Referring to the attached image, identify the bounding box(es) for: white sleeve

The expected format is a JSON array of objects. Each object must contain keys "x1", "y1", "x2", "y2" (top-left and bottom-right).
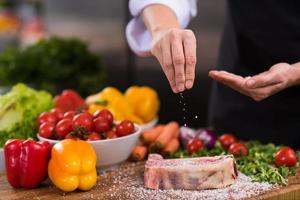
[{"x1": 126, "y1": 0, "x2": 197, "y2": 56}]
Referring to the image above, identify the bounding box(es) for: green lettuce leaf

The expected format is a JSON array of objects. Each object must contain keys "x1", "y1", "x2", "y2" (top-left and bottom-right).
[{"x1": 0, "y1": 83, "x2": 54, "y2": 147}]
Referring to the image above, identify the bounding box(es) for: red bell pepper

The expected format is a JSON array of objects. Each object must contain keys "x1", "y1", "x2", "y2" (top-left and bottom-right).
[{"x1": 4, "y1": 139, "x2": 51, "y2": 189}]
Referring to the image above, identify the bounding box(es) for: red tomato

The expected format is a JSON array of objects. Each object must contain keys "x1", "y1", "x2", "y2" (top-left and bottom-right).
[
  {"x1": 107, "y1": 129, "x2": 117, "y2": 139},
  {"x1": 72, "y1": 113, "x2": 94, "y2": 132},
  {"x1": 93, "y1": 109, "x2": 113, "y2": 125},
  {"x1": 93, "y1": 117, "x2": 111, "y2": 133},
  {"x1": 187, "y1": 138, "x2": 205, "y2": 154},
  {"x1": 37, "y1": 112, "x2": 58, "y2": 126},
  {"x1": 228, "y1": 143, "x2": 248, "y2": 156},
  {"x1": 50, "y1": 108, "x2": 64, "y2": 120},
  {"x1": 55, "y1": 119, "x2": 73, "y2": 139},
  {"x1": 65, "y1": 132, "x2": 80, "y2": 140},
  {"x1": 116, "y1": 120, "x2": 135, "y2": 137},
  {"x1": 275, "y1": 147, "x2": 297, "y2": 167},
  {"x1": 86, "y1": 132, "x2": 102, "y2": 141},
  {"x1": 61, "y1": 90, "x2": 85, "y2": 109},
  {"x1": 38, "y1": 122, "x2": 55, "y2": 139},
  {"x1": 219, "y1": 134, "x2": 237, "y2": 149},
  {"x1": 63, "y1": 110, "x2": 76, "y2": 120},
  {"x1": 83, "y1": 111, "x2": 93, "y2": 120},
  {"x1": 54, "y1": 95, "x2": 74, "y2": 113}
]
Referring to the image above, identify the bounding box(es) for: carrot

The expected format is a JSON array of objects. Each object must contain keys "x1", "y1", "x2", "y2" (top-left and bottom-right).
[
  {"x1": 151, "y1": 121, "x2": 179, "y2": 152},
  {"x1": 131, "y1": 145, "x2": 148, "y2": 161},
  {"x1": 162, "y1": 138, "x2": 180, "y2": 156},
  {"x1": 140, "y1": 125, "x2": 164, "y2": 144}
]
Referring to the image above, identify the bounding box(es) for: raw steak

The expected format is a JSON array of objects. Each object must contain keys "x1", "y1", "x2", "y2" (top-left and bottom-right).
[{"x1": 144, "y1": 154, "x2": 238, "y2": 190}]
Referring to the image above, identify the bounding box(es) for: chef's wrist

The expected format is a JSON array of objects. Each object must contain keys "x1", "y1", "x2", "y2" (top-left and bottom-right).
[
  {"x1": 142, "y1": 4, "x2": 180, "y2": 37},
  {"x1": 151, "y1": 26, "x2": 180, "y2": 38},
  {"x1": 290, "y1": 62, "x2": 300, "y2": 86}
]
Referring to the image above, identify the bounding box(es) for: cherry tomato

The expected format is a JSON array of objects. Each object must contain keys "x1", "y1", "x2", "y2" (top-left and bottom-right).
[
  {"x1": 72, "y1": 113, "x2": 94, "y2": 132},
  {"x1": 93, "y1": 117, "x2": 111, "y2": 133},
  {"x1": 116, "y1": 120, "x2": 135, "y2": 137},
  {"x1": 65, "y1": 132, "x2": 80, "y2": 140},
  {"x1": 37, "y1": 112, "x2": 58, "y2": 126},
  {"x1": 228, "y1": 143, "x2": 248, "y2": 156},
  {"x1": 219, "y1": 133, "x2": 237, "y2": 149},
  {"x1": 38, "y1": 122, "x2": 55, "y2": 139},
  {"x1": 86, "y1": 132, "x2": 102, "y2": 141},
  {"x1": 63, "y1": 110, "x2": 76, "y2": 120},
  {"x1": 50, "y1": 108, "x2": 64, "y2": 120},
  {"x1": 187, "y1": 138, "x2": 205, "y2": 154},
  {"x1": 106, "y1": 126, "x2": 117, "y2": 139},
  {"x1": 93, "y1": 109, "x2": 113, "y2": 125},
  {"x1": 275, "y1": 147, "x2": 297, "y2": 167},
  {"x1": 55, "y1": 119, "x2": 73, "y2": 139},
  {"x1": 83, "y1": 111, "x2": 93, "y2": 120}
]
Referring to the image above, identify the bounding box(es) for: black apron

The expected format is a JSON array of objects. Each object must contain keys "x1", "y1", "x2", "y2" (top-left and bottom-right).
[{"x1": 209, "y1": 0, "x2": 300, "y2": 148}]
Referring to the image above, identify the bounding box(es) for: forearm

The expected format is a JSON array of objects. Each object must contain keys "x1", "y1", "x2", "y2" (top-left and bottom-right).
[
  {"x1": 290, "y1": 62, "x2": 300, "y2": 86},
  {"x1": 140, "y1": 3, "x2": 197, "y2": 92},
  {"x1": 142, "y1": 4, "x2": 180, "y2": 36}
]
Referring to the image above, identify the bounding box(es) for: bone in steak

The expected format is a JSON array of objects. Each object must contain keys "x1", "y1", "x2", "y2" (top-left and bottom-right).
[{"x1": 144, "y1": 154, "x2": 238, "y2": 190}]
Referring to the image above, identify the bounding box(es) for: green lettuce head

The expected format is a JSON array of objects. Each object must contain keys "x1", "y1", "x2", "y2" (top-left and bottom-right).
[{"x1": 0, "y1": 83, "x2": 54, "y2": 147}]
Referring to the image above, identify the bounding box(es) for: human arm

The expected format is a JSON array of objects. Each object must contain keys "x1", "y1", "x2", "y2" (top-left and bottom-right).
[
  {"x1": 126, "y1": 0, "x2": 197, "y2": 93},
  {"x1": 209, "y1": 62, "x2": 300, "y2": 101},
  {"x1": 142, "y1": 4, "x2": 197, "y2": 93}
]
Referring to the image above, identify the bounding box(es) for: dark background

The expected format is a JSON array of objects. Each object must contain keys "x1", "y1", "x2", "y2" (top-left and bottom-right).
[{"x1": 45, "y1": 0, "x2": 227, "y2": 128}]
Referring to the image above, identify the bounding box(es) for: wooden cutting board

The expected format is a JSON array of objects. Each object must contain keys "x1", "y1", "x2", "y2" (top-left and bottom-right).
[{"x1": 0, "y1": 162, "x2": 299, "y2": 200}]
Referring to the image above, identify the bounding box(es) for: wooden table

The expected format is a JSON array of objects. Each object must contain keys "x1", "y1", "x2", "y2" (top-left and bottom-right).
[{"x1": 0, "y1": 162, "x2": 299, "y2": 200}]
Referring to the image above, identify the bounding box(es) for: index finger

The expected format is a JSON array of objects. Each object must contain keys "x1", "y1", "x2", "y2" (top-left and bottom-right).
[
  {"x1": 171, "y1": 35, "x2": 185, "y2": 92},
  {"x1": 183, "y1": 30, "x2": 197, "y2": 89}
]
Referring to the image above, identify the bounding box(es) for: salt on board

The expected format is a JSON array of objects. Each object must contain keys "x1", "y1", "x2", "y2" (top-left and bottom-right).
[{"x1": 95, "y1": 162, "x2": 276, "y2": 200}]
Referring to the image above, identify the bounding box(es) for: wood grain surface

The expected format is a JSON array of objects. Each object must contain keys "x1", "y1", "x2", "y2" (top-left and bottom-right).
[{"x1": 0, "y1": 162, "x2": 299, "y2": 200}]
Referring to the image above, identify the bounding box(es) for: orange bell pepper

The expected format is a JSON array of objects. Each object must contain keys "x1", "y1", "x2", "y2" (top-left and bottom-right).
[{"x1": 48, "y1": 139, "x2": 97, "y2": 192}]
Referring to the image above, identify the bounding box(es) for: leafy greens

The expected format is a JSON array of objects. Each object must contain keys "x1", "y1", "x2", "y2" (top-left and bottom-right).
[{"x1": 0, "y1": 83, "x2": 54, "y2": 147}]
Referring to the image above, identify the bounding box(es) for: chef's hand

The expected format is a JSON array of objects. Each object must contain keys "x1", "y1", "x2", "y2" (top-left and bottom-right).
[
  {"x1": 150, "y1": 28, "x2": 197, "y2": 93},
  {"x1": 142, "y1": 4, "x2": 197, "y2": 93},
  {"x1": 209, "y1": 63, "x2": 300, "y2": 101}
]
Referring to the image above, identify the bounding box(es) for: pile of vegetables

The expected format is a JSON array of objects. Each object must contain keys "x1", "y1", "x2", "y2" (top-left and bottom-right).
[
  {"x1": 173, "y1": 127, "x2": 300, "y2": 185},
  {"x1": 0, "y1": 37, "x2": 105, "y2": 96},
  {"x1": 131, "y1": 122, "x2": 180, "y2": 161},
  {"x1": 38, "y1": 107, "x2": 136, "y2": 141},
  {"x1": 86, "y1": 86, "x2": 160, "y2": 125},
  {"x1": 0, "y1": 83, "x2": 53, "y2": 147},
  {"x1": 38, "y1": 89, "x2": 136, "y2": 141},
  {"x1": 4, "y1": 138, "x2": 98, "y2": 192}
]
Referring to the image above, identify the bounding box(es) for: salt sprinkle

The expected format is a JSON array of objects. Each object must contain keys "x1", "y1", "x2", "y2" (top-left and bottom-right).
[
  {"x1": 122, "y1": 172, "x2": 275, "y2": 200},
  {"x1": 98, "y1": 162, "x2": 276, "y2": 200}
]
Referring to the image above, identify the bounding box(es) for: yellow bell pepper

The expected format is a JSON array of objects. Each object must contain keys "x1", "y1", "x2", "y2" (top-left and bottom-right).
[
  {"x1": 48, "y1": 139, "x2": 97, "y2": 192},
  {"x1": 88, "y1": 104, "x2": 106, "y2": 114},
  {"x1": 125, "y1": 86, "x2": 160, "y2": 123},
  {"x1": 98, "y1": 87, "x2": 123, "y2": 105}
]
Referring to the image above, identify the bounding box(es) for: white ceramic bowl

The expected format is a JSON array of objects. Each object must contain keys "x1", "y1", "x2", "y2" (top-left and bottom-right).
[
  {"x1": 140, "y1": 117, "x2": 158, "y2": 131},
  {"x1": 0, "y1": 148, "x2": 4, "y2": 173},
  {"x1": 38, "y1": 125, "x2": 142, "y2": 167}
]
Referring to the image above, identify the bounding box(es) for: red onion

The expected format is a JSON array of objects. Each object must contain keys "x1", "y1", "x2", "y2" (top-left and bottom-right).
[
  {"x1": 195, "y1": 128, "x2": 217, "y2": 149},
  {"x1": 179, "y1": 126, "x2": 196, "y2": 148}
]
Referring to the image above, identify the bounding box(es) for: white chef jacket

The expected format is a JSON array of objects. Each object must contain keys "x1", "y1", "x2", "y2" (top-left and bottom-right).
[{"x1": 126, "y1": 0, "x2": 197, "y2": 56}]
